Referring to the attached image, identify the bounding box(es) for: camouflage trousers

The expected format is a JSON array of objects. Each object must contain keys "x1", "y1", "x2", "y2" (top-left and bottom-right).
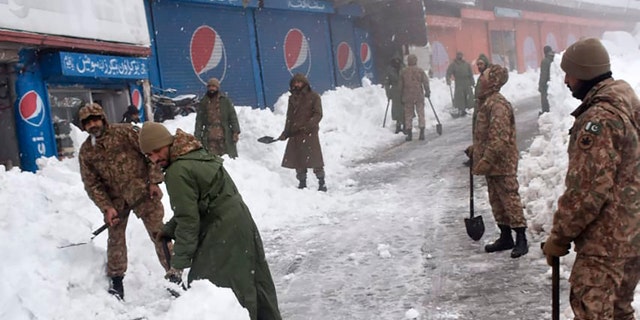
[
  {"x1": 485, "y1": 175, "x2": 526, "y2": 228},
  {"x1": 403, "y1": 101, "x2": 425, "y2": 131},
  {"x1": 106, "y1": 197, "x2": 171, "y2": 277},
  {"x1": 569, "y1": 255, "x2": 640, "y2": 320}
]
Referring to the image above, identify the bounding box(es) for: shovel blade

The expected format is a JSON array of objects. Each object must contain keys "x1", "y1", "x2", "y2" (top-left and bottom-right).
[
  {"x1": 257, "y1": 136, "x2": 276, "y2": 144},
  {"x1": 436, "y1": 124, "x2": 442, "y2": 136},
  {"x1": 464, "y1": 215, "x2": 484, "y2": 241}
]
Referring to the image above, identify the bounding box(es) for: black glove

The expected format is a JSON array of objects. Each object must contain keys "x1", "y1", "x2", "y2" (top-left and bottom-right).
[{"x1": 425, "y1": 90, "x2": 431, "y2": 98}]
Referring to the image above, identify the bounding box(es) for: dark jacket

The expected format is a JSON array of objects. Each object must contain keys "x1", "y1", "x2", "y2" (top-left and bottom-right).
[
  {"x1": 195, "y1": 93, "x2": 240, "y2": 158},
  {"x1": 384, "y1": 58, "x2": 404, "y2": 121},
  {"x1": 162, "y1": 130, "x2": 281, "y2": 320},
  {"x1": 538, "y1": 52, "x2": 554, "y2": 92},
  {"x1": 280, "y1": 74, "x2": 325, "y2": 169}
]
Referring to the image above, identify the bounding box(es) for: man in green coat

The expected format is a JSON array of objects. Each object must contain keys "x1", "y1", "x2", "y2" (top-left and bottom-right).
[
  {"x1": 195, "y1": 78, "x2": 240, "y2": 158},
  {"x1": 384, "y1": 56, "x2": 404, "y2": 134},
  {"x1": 139, "y1": 122, "x2": 282, "y2": 320},
  {"x1": 538, "y1": 45, "x2": 554, "y2": 114},
  {"x1": 446, "y1": 52, "x2": 475, "y2": 118}
]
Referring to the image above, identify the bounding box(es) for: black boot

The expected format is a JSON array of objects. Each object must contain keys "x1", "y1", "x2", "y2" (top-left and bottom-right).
[
  {"x1": 484, "y1": 224, "x2": 514, "y2": 253},
  {"x1": 297, "y1": 179, "x2": 306, "y2": 189},
  {"x1": 419, "y1": 128, "x2": 425, "y2": 140},
  {"x1": 511, "y1": 227, "x2": 529, "y2": 258},
  {"x1": 108, "y1": 276, "x2": 124, "y2": 300},
  {"x1": 318, "y1": 178, "x2": 327, "y2": 192},
  {"x1": 405, "y1": 130, "x2": 412, "y2": 141},
  {"x1": 395, "y1": 122, "x2": 402, "y2": 134}
]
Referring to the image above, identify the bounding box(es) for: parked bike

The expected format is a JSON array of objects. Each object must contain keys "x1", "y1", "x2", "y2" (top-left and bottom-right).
[{"x1": 152, "y1": 87, "x2": 198, "y2": 122}]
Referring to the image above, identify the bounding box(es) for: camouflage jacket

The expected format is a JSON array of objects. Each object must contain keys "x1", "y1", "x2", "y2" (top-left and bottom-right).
[
  {"x1": 471, "y1": 92, "x2": 519, "y2": 176},
  {"x1": 399, "y1": 65, "x2": 430, "y2": 104},
  {"x1": 549, "y1": 78, "x2": 640, "y2": 257},
  {"x1": 79, "y1": 123, "x2": 163, "y2": 213}
]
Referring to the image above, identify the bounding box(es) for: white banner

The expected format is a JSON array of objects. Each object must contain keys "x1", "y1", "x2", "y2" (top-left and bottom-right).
[{"x1": 0, "y1": 0, "x2": 150, "y2": 46}]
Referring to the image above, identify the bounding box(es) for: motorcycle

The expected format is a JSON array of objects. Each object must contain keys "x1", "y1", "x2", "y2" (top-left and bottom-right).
[{"x1": 152, "y1": 87, "x2": 199, "y2": 122}]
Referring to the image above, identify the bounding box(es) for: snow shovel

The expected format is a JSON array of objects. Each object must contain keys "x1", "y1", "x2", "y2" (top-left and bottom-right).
[
  {"x1": 58, "y1": 196, "x2": 146, "y2": 249},
  {"x1": 257, "y1": 136, "x2": 278, "y2": 144},
  {"x1": 465, "y1": 161, "x2": 484, "y2": 241},
  {"x1": 541, "y1": 242, "x2": 560, "y2": 320},
  {"x1": 427, "y1": 97, "x2": 442, "y2": 135}
]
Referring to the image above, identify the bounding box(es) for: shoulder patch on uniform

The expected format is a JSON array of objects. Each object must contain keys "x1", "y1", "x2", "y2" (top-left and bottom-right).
[
  {"x1": 584, "y1": 121, "x2": 601, "y2": 135},
  {"x1": 578, "y1": 132, "x2": 595, "y2": 150}
]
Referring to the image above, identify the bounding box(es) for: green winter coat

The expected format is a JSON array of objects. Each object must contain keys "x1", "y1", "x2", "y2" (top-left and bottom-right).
[
  {"x1": 195, "y1": 93, "x2": 240, "y2": 158},
  {"x1": 384, "y1": 63, "x2": 404, "y2": 122},
  {"x1": 162, "y1": 130, "x2": 281, "y2": 320},
  {"x1": 446, "y1": 59, "x2": 475, "y2": 110}
]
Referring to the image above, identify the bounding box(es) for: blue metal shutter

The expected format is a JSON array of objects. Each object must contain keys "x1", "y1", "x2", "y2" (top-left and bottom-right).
[
  {"x1": 354, "y1": 27, "x2": 377, "y2": 83},
  {"x1": 254, "y1": 9, "x2": 334, "y2": 108},
  {"x1": 329, "y1": 15, "x2": 360, "y2": 88},
  {"x1": 150, "y1": 1, "x2": 258, "y2": 107}
]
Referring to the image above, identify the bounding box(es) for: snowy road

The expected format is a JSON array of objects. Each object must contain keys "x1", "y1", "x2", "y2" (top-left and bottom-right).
[{"x1": 264, "y1": 97, "x2": 570, "y2": 320}]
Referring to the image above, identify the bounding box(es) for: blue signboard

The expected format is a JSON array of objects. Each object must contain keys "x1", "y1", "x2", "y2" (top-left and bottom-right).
[
  {"x1": 255, "y1": 8, "x2": 334, "y2": 108},
  {"x1": 52, "y1": 52, "x2": 148, "y2": 79},
  {"x1": 150, "y1": 1, "x2": 260, "y2": 107}
]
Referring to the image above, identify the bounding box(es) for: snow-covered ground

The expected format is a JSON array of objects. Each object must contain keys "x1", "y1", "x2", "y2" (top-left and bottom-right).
[{"x1": 2, "y1": 31, "x2": 640, "y2": 319}]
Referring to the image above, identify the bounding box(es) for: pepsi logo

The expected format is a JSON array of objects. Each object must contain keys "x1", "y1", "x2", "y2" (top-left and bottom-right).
[
  {"x1": 131, "y1": 89, "x2": 142, "y2": 110},
  {"x1": 19, "y1": 90, "x2": 45, "y2": 127},
  {"x1": 283, "y1": 28, "x2": 311, "y2": 76},
  {"x1": 190, "y1": 25, "x2": 227, "y2": 85},
  {"x1": 336, "y1": 42, "x2": 356, "y2": 80},
  {"x1": 360, "y1": 42, "x2": 372, "y2": 70}
]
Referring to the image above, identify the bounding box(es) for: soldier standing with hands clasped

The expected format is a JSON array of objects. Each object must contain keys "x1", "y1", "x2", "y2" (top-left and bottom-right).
[
  {"x1": 542, "y1": 38, "x2": 640, "y2": 320},
  {"x1": 195, "y1": 77, "x2": 241, "y2": 159}
]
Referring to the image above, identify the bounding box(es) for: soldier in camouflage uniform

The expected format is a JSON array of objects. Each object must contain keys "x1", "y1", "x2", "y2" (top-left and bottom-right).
[
  {"x1": 195, "y1": 78, "x2": 240, "y2": 159},
  {"x1": 78, "y1": 103, "x2": 169, "y2": 300},
  {"x1": 542, "y1": 38, "x2": 640, "y2": 320},
  {"x1": 139, "y1": 122, "x2": 282, "y2": 320},
  {"x1": 399, "y1": 54, "x2": 430, "y2": 141},
  {"x1": 467, "y1": 64, "x2": 528, "y2": 258}
]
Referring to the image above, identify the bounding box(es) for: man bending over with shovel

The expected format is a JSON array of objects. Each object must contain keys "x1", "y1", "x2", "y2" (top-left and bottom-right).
[{"x1": 466, "y1": 64, "x2": 528, "y2": 258}]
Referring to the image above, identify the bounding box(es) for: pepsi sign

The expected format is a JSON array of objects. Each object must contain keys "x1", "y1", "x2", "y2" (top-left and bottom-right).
[
  {"x1": 19, "y1": 90, "x2": 46, "y2": 127},
  {"x1": 283, "y1": 28, "x2": 311, "y2": 76},
  {"x1": 360, "y1": 42, "x2": 372, "y2": 71},
  {"x1": 190, "y1": 25, "x2": 227, "y2": 85},
  {"x1": 131, "y1": 88, "x2": 142, "y2": 110},
  {"x1": 336, "y1": 42, "x2": 356, "y2": 80}
]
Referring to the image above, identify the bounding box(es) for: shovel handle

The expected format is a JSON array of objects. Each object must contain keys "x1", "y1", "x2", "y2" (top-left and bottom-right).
[
  {"x1": 541, "y1": 242, "x2": 560, "y2": 320},
  {"x1": 469, "y1": 160, "x2": 474, "y2": 219}
]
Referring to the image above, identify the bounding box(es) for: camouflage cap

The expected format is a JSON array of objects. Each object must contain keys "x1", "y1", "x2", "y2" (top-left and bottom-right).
[
  {"x1": 485, "y1": 64, "x2": 509, "y2": 90},
  {"x1": 561, "y1": 38, "x2": 610, "y2": 80},
  {"x1": 139, "y1": 122, "x2": 174, "y2": 154},
  {"x1": 78, "y1": 102, "x2": 106, "y2": 131}
]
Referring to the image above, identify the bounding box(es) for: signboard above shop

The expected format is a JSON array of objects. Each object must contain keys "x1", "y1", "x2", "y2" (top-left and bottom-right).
[
  {"x1": 0, "y1": 0, "x2": 150, "y2": 46},
  {"x1": 41, "y1": 52, "x2": 148, "y2": 80}
]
